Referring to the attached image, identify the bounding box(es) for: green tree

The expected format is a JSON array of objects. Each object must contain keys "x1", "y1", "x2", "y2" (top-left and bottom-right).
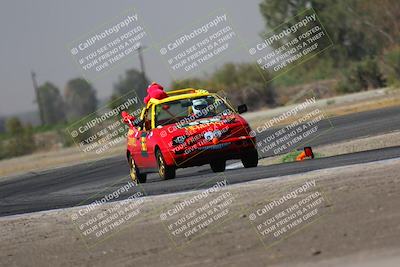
[
  {"x1": 112, "y1": 69, "x2": 149, "y2": 106},
  {"x1": 38, "y1": 82, "x2": 66, "y2": 125},
  {"x1": 211, "y1": 63, "x2": 276, "y2": 109},
  {"x1": 64, "y1": 78, "x2": 98, "y2": 121},
  {"x1": 259, "y1": 0, "x2": 399, "y2": 66}
]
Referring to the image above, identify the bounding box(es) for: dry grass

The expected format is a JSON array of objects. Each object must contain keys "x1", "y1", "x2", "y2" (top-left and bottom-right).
[{"x1": 324, "y1": 97, "x2": 400, "y2": 118}]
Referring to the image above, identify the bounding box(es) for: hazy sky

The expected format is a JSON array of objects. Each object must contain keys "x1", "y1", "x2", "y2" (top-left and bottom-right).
[{"x1": 0, "y1": 0, "x2": 264, "y2": 116}]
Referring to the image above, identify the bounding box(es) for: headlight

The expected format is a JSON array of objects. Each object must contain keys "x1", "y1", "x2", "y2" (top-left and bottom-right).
[
  {"x1": 213, "y1": 130, "x2": 222, "y2": 138},
  {"x1": 204, "y1": 131, "x2": 214, "y2": 141}
]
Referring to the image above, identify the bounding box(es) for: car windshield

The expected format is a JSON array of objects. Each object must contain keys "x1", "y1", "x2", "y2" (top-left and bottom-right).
[{"x1": 154, "y1": 95, "x2": 233, "y2": 127}]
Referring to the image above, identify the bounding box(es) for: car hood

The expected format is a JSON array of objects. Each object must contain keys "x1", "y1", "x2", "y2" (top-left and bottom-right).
[{"x1": 157, "y1": 114, "x2": 250, "y2": 143}]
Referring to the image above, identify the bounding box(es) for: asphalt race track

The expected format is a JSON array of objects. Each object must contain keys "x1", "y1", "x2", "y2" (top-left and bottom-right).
[{"x1": 1, "y1": 106, "x2": 400, "y2": 217}]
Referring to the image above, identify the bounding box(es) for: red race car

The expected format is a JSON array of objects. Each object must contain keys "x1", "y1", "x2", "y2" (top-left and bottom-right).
[{"x1": 122, "y1": 88, "x2": 258, "y2": 183}]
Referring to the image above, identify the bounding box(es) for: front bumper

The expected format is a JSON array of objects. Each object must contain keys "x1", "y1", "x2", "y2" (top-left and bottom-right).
[{"x1": 163, "y1": 135, "x2": 256, "y2": 167}]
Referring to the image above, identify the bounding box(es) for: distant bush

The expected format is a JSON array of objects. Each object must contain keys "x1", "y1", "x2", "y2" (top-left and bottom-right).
[
  {"x1": 170, "y1": 78, "x2": 208, "y2": 90},
  {"x1": 336, "y1": 57, "x2": 386, "y2": 93},
  {"x1": 281, "y1": 151, "x2": 302, "y2": 163},
  {"x1": 57, "y1": 129, "x2": 75, "y2": 148},
  {"x1": 382, "y1": 46, "x2": 400, "y2": 86},
  {"x1": 281, "y1": 151, "x2": 324, "y2": 163},
  {"x1": 3, "y1": 118, "x2": 36, "y2": 158},
  {"x1": 273, "y1": 57, "x2": 337, "y2": 88},
  {"x1": 326, "y1": 99, "x2": 336, "y2": 105},
  {"x1": 0, "y1": 142, "x2": 5, "y2": 160},
  {"x1": 170, "y1": 63, "x2": 276, "y2": 110}
]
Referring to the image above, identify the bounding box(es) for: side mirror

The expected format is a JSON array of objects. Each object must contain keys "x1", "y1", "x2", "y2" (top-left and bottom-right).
[
  {"x1": 121, "y1": 111, "x2": 129, "y2": 118},
  {"x1": 122, "y1": 111, "x2": 141, "y2": 127},
  {"x1": 121, "y1": 111, "x2": 133, "y2": 124},
  {"x1": 237, "y1": 104, "x2": 248, "y2": 114}
]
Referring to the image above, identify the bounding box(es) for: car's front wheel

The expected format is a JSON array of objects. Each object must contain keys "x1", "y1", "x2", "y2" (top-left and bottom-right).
[
  {"x1": 156, "y1": 149, "x2": 176, "y2": 180},
  {"x1": 128, "y1": 155, "x2": 147, "y2": 183},
  {"x1": 241, "y1": 149, "x2": 259, "y2": 168},
  {"x1": 210, "y1": 160, "x2": 226, "y2": 172}
]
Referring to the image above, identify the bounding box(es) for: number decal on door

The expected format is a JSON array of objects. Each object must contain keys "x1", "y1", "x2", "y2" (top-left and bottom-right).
[{"x1": 140, "y1": 131, "x2": 148, "y2": 157}]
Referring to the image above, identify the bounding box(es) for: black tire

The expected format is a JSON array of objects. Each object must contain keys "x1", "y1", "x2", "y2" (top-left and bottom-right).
[
  {"x1": 241, "y1": 149, "x2": 259, "y2": 168},
  {"x1": 156, "y1": 149, "x2": 176, "y2": 180},
  {"x1": 210, "y1": 160, "x2": 226, "y2": 172},
  {"x1": 128, "y1": 155, "x2": 147, "y2": 183}
]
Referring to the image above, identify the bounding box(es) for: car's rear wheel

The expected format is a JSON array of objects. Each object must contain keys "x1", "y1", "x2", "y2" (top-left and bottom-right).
[
  {"x1": 128, "y1": 155, "x2": 147, "y2": 183},
  {"x1": 210, "y1": 160, "x2": 226, "y2": 172},
  {"x1": 156, "y1": 149, "x2": 176, "y2": 180},
  {"x1": 241, "y1": 149, "x2": 259, "y2": 168}
]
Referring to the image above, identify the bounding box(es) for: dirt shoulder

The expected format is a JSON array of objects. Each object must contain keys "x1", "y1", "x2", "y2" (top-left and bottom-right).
[
  {"x1": 258, "y1": 130, "x2": 400, "y2": 166},
  {"x1": 244, "y1": 87, "x2": 400, "y2": 129},
  {"x1": 0, "y1": 143, "x2": 125, "y2": 179},
  {"x1": 1, "y1": 158, "x2": 399, "y2": 267}
]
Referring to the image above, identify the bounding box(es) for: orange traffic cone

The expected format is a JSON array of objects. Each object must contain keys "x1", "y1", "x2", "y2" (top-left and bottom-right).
[
  {"x1": 296, "y1": 147, "x2": 314, "y2": 161},
  {"x1": 296, "y1": 151, "x2": 307, "y2": 161}
]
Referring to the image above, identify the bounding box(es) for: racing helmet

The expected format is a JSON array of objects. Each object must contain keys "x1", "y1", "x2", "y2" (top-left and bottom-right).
[{"x1": 192, "y1": 98, "x2": 208, "y2": 116}]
